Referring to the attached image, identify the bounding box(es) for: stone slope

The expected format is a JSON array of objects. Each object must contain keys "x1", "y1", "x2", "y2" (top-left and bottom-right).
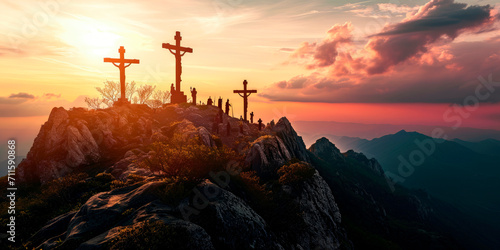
[{"x1": 23, "y1": 104, "x2": 351, "y2": 249}]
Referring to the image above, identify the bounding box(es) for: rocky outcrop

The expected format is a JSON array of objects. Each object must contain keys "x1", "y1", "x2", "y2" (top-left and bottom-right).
[
  {"x1": 32, "y1": 182, "x2": 216, "y2": 249},
  {"x1": 189, "y1": 180, "x2": 284, "y2": 250},
  {"x1": 17, "y1": 105, "x2": 232, "y2": 183},
  {"x1": 18, "y1": 108, "x2": 101, "y2": 183},
  {"x1": 245, "y1": 117, "x2": 311, "y2": 178},
  {"x1": 285, "y1": 172, "x2": 348, "y2": 249},
  {"x1": 22, "y1": 105, "x2": 353, "y2": 249},
  {"x1": 309, "y1": 137, "x2": 345, "y2": 164},
  {"x1": 309, "y1": 137, "x2": 384, "y2": 177},
  {"x1": 272, "y1": 117, "x2": 310, "y2": 163},
  {"x1": 344, "y1": 150, "x2": 384, "y2": 176},
  {"x1": 245, "y1": 135, "x2": 291, "y2": 178}
]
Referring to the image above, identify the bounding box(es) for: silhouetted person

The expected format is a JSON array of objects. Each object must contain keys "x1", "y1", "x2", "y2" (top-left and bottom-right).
[
  {"x1": 225, "y1": 99, "x2": 230, "y2": 115},
  {"x1": 239, "y1": 115, "x2": 243, "y2": 121},
  {"x1": 227, "y1": 122, "x2": 231, "y2": 136},
  {"x1": 250, "y1": 112, "x2": 254, "y2": 123},
  {"x1": 258, "y1": 118, "x2": 263, "y2": 131},
  {"x1": 171, "y1": 83, "x2": 175, "y2": 95},
  {"x1": 207, "y1": 97, "x2": 213, "y2": 106},
  {"x1": 191, "y1": 87, "x2": 197, "y2": 105},
  {"x1": 218, "y1": 97, "x2": 223, "y2": 110}
]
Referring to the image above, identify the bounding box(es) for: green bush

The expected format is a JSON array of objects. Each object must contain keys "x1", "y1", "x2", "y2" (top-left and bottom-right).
[
  {"x1": 108, "y1": 220, "x2": 192, "y2": 250},
  {"x1": 278, "y1": 162, "x2": 316, "y2": 186},
  {"x1": 231, "y1": 171, "x2": 270, "y2": 205},
  {"x1": 139, "y1": 137, "x2": 237, "y2": 181}
]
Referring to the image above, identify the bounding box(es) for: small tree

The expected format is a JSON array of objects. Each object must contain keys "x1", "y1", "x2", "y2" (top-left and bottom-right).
[
  {"x1": 84, "y1": 97, "x2": 105, "y2": 109},
  {"x1": 95, "y1": 80, "x2": 137, "y2": 107},
  {"x1": 148, "y1": 89, "x2": 171, "y2": 108},
  {"x1": 136, "y1": 85, "x2": 156, "y2": 104},
  {"x1": 86, "y1": 81, "x2": 169, "y2": 109}
]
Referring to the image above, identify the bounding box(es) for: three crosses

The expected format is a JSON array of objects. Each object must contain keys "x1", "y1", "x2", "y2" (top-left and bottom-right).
[{"x1": 104, "y1": 31, "x2": 257, "y2": 122}]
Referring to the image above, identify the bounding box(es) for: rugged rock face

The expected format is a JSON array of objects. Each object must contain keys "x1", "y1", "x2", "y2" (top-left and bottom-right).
[
  {"x1": 18, "y1": 108, "x2": 101, "y2": 183},
  {"x1": 18, "y1": 105, "x2": 232, "y2": 183},
  {"x1": 245, "y1": 117, "x2": 311, "y2": 178},
  {"x1": 309, "y1": 137, "x2": 345, "y2": 164},
  {"x1": 245, "y1": 136, "x2": 291, "y2": 178},
  {"x1": 287, "y1": 172, "x2": 346, "y2": 249},
  {"x1": 31, "y1": 175, "x2": 348, "y2": 249},
  {"x1": 20, "y1": 105, "x2": 351, "y2": 249},
  {"x1": 32, "y1": 182, "x2": 215, "y2": 250},
  {"x1": 343, "y1": 150, "x2": 385, "y2": 177},
  {"x1": 189, "y1": 180, "x2": 284, "y2": 250},
  {"x1": 271, "y1": 118, "x2": 310, "y2": 163}
]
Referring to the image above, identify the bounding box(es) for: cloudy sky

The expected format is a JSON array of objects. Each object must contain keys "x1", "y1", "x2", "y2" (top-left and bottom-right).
[{"x1": 1, "y1": 0, "x2": 500, "y2": 153}]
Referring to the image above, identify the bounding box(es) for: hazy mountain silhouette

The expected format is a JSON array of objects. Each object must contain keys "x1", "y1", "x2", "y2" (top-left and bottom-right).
[
  {"x1": 325, "y1": 130, "x2": 500, "y2": 247},
  {"x1": 309, "y1": 137, "x2": 499, "y2": 249},
  {"x1": 452, "y1": 138, "x2": 500, "y2": 157},
  {"x1": 294, "y1": 120, "x2": 500, "y2": 146}
]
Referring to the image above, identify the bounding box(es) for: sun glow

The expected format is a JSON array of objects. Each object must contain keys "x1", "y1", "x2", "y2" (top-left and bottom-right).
[{"x1": 58, "y1": 18, "x2": 121, "y2": 58}]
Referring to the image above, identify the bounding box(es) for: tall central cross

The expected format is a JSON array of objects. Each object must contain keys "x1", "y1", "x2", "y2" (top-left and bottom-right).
[
  {"x1": 162, "y1": 31, "x2": 193, "y2": 103},
  {"x1": 104, "y1": 46, "x2": 140, "y2": 104},
  {"x1": 233, "y1": 80, "x2": 257, "y2": 122}
]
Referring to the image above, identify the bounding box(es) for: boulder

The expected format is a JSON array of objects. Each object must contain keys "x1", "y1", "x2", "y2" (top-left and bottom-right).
[
  {"x1": 272, "y1": 117, "x2": 310, "y2": 162},
  {"x1": 246, "y1": 135, "x2": 291, "y2": 178},
  {"x1": 188, "y1": 180, "x2": 284, "y2": 250},
  {"x1": 290, "y1": 172, "x2": 347, "y2": 249}
]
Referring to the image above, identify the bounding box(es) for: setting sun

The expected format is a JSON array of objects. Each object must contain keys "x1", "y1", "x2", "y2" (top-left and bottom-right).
[{"x1": 58, "y1": 18, "x2": 121, "y2": 58}]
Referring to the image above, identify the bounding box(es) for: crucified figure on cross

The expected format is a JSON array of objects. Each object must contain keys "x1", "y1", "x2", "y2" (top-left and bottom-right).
[
  {"x1": 162, "y1": 31, "x2": 193, "y2": 104},
  {"x1": 104, "y1": 46, "x2": 140, "y2": 105},
  {"x1": 233, "y1": 80, "x2": 257, "y2": 122}
]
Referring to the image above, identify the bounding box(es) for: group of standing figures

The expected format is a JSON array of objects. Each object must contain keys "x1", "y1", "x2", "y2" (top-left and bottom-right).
[{"x1": 103, "y1": 31, "x2": 264, "y2": 132}]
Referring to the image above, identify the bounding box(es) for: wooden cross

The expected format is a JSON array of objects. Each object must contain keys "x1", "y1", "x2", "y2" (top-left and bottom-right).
[
  {"x1": 162, "y1": 31, "x2": 193, "y2": 103},
  {"x1": 104, "y1": 46, "x2": 140, "y2": 103},
  {"x1": 233, "y1": 80, "x2": 257, "y2": 122}
]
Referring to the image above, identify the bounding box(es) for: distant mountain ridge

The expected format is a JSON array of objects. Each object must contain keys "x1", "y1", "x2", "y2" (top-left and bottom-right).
[
  {"x1": 308, "y1": 137, "x2": 498, "y2": 249},
  {"x1": 324, "y1": 130, "x2": 500, "y2": 248},
  {"x1": 294, "y1": 120, "x2": 500, "y2": 146}
]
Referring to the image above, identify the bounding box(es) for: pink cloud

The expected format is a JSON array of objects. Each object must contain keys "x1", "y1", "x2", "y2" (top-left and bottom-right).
[
  {"x1": 265, "y1": 0, "x2": 500, "y2": 104},
  {"x1": 365, "y1": 0, "x2": 495, "y2": 74},
  {"x1": 290, "y1": 23, "x2": 353, "y2": 69}
]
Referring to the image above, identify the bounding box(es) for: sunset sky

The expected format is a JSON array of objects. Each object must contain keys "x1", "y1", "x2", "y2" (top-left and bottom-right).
[{"x1": 1, "y1": 0, "x2": 500, "y2": 156}]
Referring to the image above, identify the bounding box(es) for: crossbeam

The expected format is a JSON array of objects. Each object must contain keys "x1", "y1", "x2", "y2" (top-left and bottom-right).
[
  {"x1": 103, "y1": 46, "x2": 140, "y2": 103},
  {"x1": 233, "y1": 80, "x2": 257, "y2": 122}
]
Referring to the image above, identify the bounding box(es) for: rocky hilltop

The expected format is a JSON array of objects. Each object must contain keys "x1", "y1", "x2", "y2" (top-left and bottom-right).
[
  {"x1": 7, "y1": 104, "x2": 477, "y2": 249},
  {"x1": 16, "y1": 104, "x2": 350, "y2": 249}
]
